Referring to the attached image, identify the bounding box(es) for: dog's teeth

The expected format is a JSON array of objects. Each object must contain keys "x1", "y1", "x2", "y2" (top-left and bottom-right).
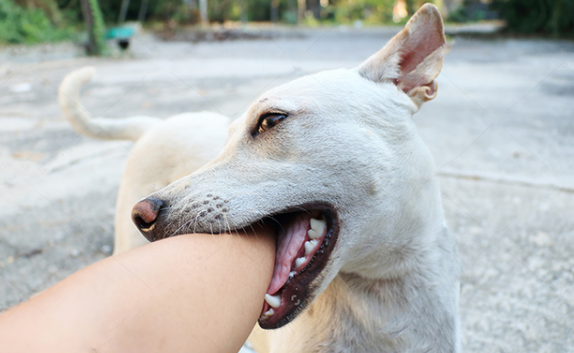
[
  {"x1": 310, "y1": 217, "x2": 326, "y2": 233},
  {"x1": 309, "y1": 217, "x2": 326, "y2": 239},
  {"x1": 265, "y1": 294, "x2": 281, "y2": 309},
  {"x1": 289, "y1": 271, "x2": 297, "y2": 279},
  {"x1": 304, "y1": 240, "x2": 318, "y2": 255},
  {"x1": 263, "y1": 308, "x2": 275, "y2": 317},
  {"x1": 295, "y1": 257, "x2": 306, "y2": 268},
  {"x1": 308, "y1": 229, "x2": 318, "y2": 239}
]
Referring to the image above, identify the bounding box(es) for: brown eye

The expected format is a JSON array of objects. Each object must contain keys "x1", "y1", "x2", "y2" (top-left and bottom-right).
[{"x1": 256, "y1": 114, "x2": 287, "y2": 135}]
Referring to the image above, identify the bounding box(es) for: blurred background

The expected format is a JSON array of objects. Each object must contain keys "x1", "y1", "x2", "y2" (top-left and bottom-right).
[
  {"x1": 1, "y1": 1, "x2": 573, "y2": 352},
  {"x1": 0, "y1": 0, "x2": 572, "y2": 52}
]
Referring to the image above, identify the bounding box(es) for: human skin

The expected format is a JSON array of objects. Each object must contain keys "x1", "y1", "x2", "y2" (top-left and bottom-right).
[{"x1": 0, "y1": 227, "x2": 275, "y2": 353}]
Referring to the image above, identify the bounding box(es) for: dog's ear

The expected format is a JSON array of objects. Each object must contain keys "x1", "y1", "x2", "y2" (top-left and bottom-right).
[{"x1": 358, "y1": 4, "x2": 446, "y2": 109}]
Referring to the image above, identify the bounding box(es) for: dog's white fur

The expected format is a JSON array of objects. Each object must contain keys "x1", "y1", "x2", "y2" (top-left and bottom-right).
[
  {"x1": 59, "y1": 5, "x2": 460, "y2": 352},
  {"x1": 58, "y1": 68, "x2": 230, "y2": 254}
]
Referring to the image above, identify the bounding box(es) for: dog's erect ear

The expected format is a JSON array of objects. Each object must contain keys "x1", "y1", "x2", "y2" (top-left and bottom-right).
[{"x1": 358, "y1": 4, "x2": 446, "y2": 108}]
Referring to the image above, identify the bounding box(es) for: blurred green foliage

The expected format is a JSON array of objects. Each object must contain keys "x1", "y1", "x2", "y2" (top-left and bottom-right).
[
  {"x1": 0, "y1": 0, "x2": 72, "y2": 44},
  {"x1": 492, "y1": 0, "x2": 574, "y2": 37},
  {"x1": 51, "y1": 0, "x2": 420, "y2": 26},
  {"x1": 0, "y1": 0, "x2": 456, "y2": 46},
  {"x1": 327, "y1": 0, "x2": 396, "y2": 25}
]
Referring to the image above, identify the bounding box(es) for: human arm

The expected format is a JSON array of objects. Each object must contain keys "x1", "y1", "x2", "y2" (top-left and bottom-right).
[{"x1": 0, "y1": 228, "x2": 274, "y2": 353}]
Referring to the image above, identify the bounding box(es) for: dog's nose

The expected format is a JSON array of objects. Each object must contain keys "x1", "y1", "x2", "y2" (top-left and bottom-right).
[{"x1": 131, "y1": 197, "x2": 164, "y2": 242}]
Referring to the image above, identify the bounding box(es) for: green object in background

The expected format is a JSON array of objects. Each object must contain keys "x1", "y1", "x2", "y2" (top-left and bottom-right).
[
  {"x1": 81, "y1": 0, "x2": 107, "y2": 56},
  {"x1": 105, "y1": 27, "x2": 135, "y2": 40},
  {"x1": 106, "y1": 26, "x2": 134, "y2": 50}
]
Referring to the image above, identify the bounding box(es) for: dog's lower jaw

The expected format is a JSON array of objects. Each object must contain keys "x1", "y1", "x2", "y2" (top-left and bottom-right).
[{"x1": 258, "y1": 226, "x2": 461, "y2": 353}]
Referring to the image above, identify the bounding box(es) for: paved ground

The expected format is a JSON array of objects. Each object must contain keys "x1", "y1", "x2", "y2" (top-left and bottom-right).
[{"x1": 0, "y1": 27, "x2": 573, "y2": 352}]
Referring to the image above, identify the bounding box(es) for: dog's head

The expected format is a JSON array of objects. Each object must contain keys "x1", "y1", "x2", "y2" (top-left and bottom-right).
[{"x1": 132, "y1": 4, "x2": 446, "y2": 329}]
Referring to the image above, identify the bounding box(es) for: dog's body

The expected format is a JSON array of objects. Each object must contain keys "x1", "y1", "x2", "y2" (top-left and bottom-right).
[
  {"x1": 60, "y1": 5, "x2": 460, "y2": 352},
  {"x1": 59, "y1": 68, "x2": 230, "y2": 254}
]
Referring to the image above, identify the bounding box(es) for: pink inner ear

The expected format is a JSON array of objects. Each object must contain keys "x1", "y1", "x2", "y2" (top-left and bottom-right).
[
  {"x1": 397, "y1": 27, "x2": 444, "y2": 93},
  {"x1": 400, "y1": 33, "x2": 442, "y2": 74}
]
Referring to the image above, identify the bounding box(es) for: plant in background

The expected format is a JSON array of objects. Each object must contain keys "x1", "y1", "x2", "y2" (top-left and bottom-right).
[
  {"x1": 331, "y1": 0, "x2": 396, "y2": 25},
  {"x1": 492, "y1": 0, "x2": 574, "y2": 37},
  {"x1": 0, "y1": 0, "x2": 71, "y2": 44}
]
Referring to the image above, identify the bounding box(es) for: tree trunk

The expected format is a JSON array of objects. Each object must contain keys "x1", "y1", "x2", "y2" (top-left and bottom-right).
[
  {"x1": 80, "y1": 0, "x2": 106, "y2": 56},
  {"x1": 297, "y1": 0, "x2": 306, "y2": 22},
  {"x1": 138, "y1": 0, "x2": 149, "y2": 23},
  {"x1": 271, "y1": 0, "x2": 279, "y2": 22},
  {"x1": 80, "y1": 0, "x2": 94, "y2": 54},
  {"x1": 118, "y1": 0, "x2": 130, "y2": 24},
  {"x1": 199, "y1": 0, "x2": 209, "y2": 27},
  {"x1": 240, "y1": 0, "x2": 247, "y2": 24},
  {"x1": 308, "y1": 0, "x2": 320, "y2": 19}
]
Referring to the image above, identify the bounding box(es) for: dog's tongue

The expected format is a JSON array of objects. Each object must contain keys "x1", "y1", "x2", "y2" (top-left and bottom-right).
[{"x1": 267, "y1": 213, "x2": 311, "y2": 294}]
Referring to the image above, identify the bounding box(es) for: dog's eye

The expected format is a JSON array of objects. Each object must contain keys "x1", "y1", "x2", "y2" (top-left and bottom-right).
[{"x1": 256, "y1": 113, "x2": 287, "y2": 135}]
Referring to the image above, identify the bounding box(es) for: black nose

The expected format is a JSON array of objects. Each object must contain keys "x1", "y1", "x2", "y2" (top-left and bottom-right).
[{"x1": 131, "y1": 197, "x2": 164, "y2": 242}]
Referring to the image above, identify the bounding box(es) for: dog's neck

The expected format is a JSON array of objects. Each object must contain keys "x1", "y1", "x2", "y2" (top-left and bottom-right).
[
  {"x1": 351, "y1": 225, "x2": 459, "y2": 347},
  {"x1": 324, "y1": 227, "x2": 460, "y2": 352},
  {"x1": 292, "y1": 225, "x2": 460, "y2": 353}
]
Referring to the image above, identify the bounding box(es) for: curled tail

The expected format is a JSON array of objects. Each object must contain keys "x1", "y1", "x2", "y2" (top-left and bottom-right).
[{"x1": 58, "y1": 66, "x2": 161, "y2": 141}]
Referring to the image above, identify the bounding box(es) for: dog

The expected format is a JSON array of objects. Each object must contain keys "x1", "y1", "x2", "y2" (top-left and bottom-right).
[
  {"x1": 58, "y1": 68, "x2": 230, "y2": 254},
  {"x1": 61, "y1": 4, "x2": 460, "y2": 352}
]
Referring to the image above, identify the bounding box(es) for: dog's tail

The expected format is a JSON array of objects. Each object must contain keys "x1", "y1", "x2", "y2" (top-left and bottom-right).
[{"x1": 58, "y1": 66, "x2": 161, "y2": 141}]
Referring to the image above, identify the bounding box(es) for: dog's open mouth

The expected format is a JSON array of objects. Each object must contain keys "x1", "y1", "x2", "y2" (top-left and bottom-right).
[
  {"x1": 134, "y1": 197, "x2": 339, "y2": 329},
  {"x1": 255, "y1": 203, "x2": 339, "y2": 329}
]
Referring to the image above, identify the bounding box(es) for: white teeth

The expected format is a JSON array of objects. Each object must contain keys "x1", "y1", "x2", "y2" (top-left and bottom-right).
[
  {"x1": 308, "y1": 229, "x2": 318, "y2": 239},
  {"x1": 289, "y1": 271, "x2": 297, "y2": 279},
  {"x1": 304, "y1": 240, "x2": 318, "y2": 255},
  {"x1": 295, "y1": 257, "x2": 306, "y2": 268},
  {"x1": 263, "y1": 308, "x2": 274, "y2": 317},
  {"x1": 308, "y1": 217, "x2": 326, "y2": 239},
  {"x1": 265, "y1": 294, "x2": 281, "y2": 309}
]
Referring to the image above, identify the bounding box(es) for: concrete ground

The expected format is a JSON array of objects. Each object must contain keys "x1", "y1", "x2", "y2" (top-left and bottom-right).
[{"x1": 0, "y1": 27, "x2": 573, "y2": 352}]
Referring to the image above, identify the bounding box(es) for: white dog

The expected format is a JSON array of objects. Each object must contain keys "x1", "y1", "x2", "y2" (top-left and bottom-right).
[
  {"x1": 61, "y1": 4, "x2": 460, "y2": 352},
  {"x1": 59, "y1": 68, "x2": 230, "y2": 254}
]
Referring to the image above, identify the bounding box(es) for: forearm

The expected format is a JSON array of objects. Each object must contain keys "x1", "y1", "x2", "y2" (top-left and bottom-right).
[{"x1": 0, "y1": 229, "x2": 275, "y2": 353}]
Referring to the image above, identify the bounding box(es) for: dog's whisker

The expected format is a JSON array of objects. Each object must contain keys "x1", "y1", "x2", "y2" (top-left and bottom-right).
[
  {"x1": 262, "y1": 215, "x2": 285, "y2": 233},
  {"x1": 216, "y1": 219, "x2": 223, "y2": 235},
  {"x1": 192, "y1": 218, "x2": 199, "y2": 234},
  {"x1": 225, "y1": 219, "x2": 232, "y2": 234},
  {"x1": 167, "y1": 222, "x2": 186, "y2": 239},
  {"x1": 167, "y1": 218, "x2": 194, "y2": 238},
  {"x1": 192, "y1": 210, "x2": 206, "y2": 234}
]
